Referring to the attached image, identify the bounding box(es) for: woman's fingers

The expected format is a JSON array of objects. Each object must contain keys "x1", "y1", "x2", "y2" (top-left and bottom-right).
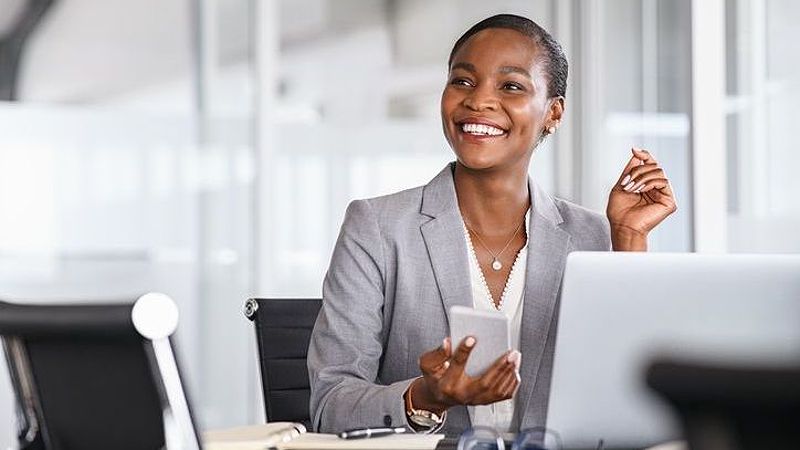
[
  {"x1": 620, "y1": 148, "x2": 675, "y2": 198},
  {"x1": 467, "y1": 350, "x2": 521, "y2": 404},
  {"x1": 489, "y1": 359, "x2": 518, "y2": 399},
  {"x1": 625, "y1": 167, "x2": 665, "y2": 193},
  {"x1": 448, "y1": 336, "x2": 476, "y2": 371},
  {"x1": 636, "y1": 178, "x2": 670, "y2": 194},
  {"x1": 623, "y1": 165, "x2": 663, "y2": 187},
  {"x1": 497, "y1": 367, "x2": 521, "y2": 399},
  {"x1": 618, "y1": 148, "x2": 670, "y2": 192},
  {"x1": 617, "y1": 155, "x2": 642, "y2": 187},
  {"x1": 433, "y1": 337, "x2": 452, "y2": 374},
  {"x1": 617, "y1": 147, "x2": 658, "y2": 181},
  {"x1": 631, "y1": 147, "x2": 658, "y2": 164},
  {"x1": 475, "y1": 351, "x2": 513, "y2": 387},
  {"x1": 482, "y1": 350, "x2": 520, "y2": 379},
  {"x1": 435, "y1": 336, "x2": 476, "y2": 402},
  {"x1": 433, "y1": 343, "x2": 524, "y2": 405},
  {"x1": 471, "y1": 362, "x2": 517, "y2": 404},
  {"x1": 419, "y1": 338, "x2": 452, "y2": 377}
]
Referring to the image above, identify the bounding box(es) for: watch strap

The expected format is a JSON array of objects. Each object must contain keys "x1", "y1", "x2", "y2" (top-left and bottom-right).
[{"x1": 404, "y1": 378, "x2": 445, "y2": 432}]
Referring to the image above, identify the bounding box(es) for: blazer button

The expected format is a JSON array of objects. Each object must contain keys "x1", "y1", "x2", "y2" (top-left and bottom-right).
[{"x1": 383, "y1": 414, "x2": 392, "y2": 426}]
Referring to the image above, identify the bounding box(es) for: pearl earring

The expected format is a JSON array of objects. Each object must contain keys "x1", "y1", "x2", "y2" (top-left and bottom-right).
[{"x1": 547, "y1": 126, "x2": 556, "y2": 134}]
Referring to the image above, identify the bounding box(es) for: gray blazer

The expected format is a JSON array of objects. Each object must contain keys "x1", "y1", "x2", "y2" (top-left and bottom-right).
[{"x1": 308, "y1": 163, "x2": 611, "y2": 435}]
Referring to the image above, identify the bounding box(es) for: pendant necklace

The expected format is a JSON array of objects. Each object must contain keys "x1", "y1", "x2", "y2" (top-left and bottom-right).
[{"x1": 464, "y1": 219, "x2": 524, "y2": 271}]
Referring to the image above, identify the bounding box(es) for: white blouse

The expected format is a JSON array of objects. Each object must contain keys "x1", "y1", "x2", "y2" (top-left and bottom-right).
[{"x1": 461, "y1": 209, "x2": 530, "y2": 432}]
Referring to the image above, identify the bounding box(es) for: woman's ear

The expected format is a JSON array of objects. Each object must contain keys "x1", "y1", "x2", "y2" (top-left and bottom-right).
[{"x1": 546, "y1": 96, "x2": 565, "y2": 129}]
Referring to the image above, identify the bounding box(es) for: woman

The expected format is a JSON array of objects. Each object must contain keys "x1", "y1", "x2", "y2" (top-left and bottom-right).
[{"x1": 307, "y1": 14, "x2": 676, "y2": 436}]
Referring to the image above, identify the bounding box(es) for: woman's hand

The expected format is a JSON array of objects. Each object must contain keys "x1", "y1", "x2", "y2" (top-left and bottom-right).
[
  {"x1": 408, "y1": 337, "x2": 521, "y2": 414},
  {"x1": 606, "y1": 148, "x2": 678, "y2": 251}
]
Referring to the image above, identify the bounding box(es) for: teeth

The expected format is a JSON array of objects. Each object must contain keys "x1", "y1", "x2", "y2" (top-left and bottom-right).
[{"x1": 461, "y1": 123, "x2": 504, "y2": 136}]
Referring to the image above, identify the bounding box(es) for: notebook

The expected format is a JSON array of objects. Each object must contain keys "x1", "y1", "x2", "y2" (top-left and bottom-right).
[{"x1": 203, "y1": 422, "x2": 445, "y2": 450}]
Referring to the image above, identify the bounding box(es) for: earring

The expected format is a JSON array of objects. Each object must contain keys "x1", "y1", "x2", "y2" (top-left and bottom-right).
[{"x1": 547, "y1": 126, "x2": 556, "y2": 134}]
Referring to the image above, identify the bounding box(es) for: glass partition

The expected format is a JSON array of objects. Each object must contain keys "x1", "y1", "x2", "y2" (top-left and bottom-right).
[{"x1": 725, "y1": 0, "x2": 800, "y2": 252}]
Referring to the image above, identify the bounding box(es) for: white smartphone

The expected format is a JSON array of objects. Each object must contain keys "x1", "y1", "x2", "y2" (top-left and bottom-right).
[{"x1": 449, "y1": 305, "x2": 511, "y2": 377}]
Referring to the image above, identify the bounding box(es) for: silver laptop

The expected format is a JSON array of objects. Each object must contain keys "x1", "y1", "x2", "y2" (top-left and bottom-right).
[{"x1": 546, "y1": 252, "x2": 800, "y2": 449}]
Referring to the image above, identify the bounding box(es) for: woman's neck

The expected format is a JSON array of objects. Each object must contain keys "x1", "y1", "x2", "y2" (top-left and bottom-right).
[{"x1": 454, "y1": 162, "x2": 531, "y2": 236}]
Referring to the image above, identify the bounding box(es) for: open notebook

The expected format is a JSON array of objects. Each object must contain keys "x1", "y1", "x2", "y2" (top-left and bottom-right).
[{"x1": 203, "y1": 422, "x2": 445, "y2": 450}]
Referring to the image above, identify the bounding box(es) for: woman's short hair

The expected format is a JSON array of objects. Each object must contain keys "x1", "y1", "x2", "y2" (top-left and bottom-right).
[{"x1": 448, "y1": 14, "x2": 568, "y2": 99}]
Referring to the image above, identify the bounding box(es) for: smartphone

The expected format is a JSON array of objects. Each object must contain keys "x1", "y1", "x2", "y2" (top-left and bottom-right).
[{"x1": 449, "y1": 305, "x2": 511, "y2": 377}]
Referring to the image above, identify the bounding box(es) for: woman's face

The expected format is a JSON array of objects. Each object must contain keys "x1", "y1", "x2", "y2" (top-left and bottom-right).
[{"x1": 441, "y1": 28, "x2": 560, "y2": 172}]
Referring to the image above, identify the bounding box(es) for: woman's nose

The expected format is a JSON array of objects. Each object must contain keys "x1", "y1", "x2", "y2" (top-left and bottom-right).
[{"x1": 463, "y1": 84, "x2": 498, "y2": 111}]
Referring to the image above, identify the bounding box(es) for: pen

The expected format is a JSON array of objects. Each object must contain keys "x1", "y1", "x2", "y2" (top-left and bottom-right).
[{"x1": 338, "y1": 426, "x2": 407, "y2": 439}]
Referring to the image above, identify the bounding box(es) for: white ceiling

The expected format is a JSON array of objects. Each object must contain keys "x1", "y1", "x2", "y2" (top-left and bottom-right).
[
  {"x1": 19, "y1": 0, "x2": 193, "y2": 103},
  {"x1": 12, "y1": 0, "x2": 550, "y2": 111}
]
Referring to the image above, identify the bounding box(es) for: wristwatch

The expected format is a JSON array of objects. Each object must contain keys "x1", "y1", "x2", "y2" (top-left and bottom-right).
[{"x1": 405, "y1": 379, "x2": 444, "y2": 431}]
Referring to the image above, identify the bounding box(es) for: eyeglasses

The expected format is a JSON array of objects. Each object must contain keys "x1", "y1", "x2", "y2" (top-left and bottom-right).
[{"x1": 457, "y1": 426, "x2": 563, "y2": 450}]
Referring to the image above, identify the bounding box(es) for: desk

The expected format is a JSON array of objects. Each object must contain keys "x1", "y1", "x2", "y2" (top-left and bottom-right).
[
  {"x1": 204, "y1": 424, "x2": 685, "y2": 450},
  {"x1": 203, "y1": 423, "x2": 444, "y2": 450}
]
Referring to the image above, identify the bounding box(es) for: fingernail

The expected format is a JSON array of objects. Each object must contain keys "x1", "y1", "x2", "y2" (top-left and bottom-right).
[
  {"x1": 624, "y1": 181, "x2": 635, "y2": 191},
  {"x1": 443, "y1": 361, "x2": 450, "y2": 370},
  {"x1": 620, "y1": 174, "x2": 631, "y2": 186},
  {"x1": 465, "y1": 336, "x2": 475, "y2": 348},
  {"x1": 506, "y1": 350, "x2": 520, "y2": 365},
  {"x1": 442, "y1": 338, "x2": 448, "y2": 348},
  {"x1": 635, "y1": 185, "x2": 643, "y2": 193}
]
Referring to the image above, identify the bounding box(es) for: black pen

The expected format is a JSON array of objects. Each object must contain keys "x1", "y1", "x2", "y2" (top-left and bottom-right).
[{"x1": 338, "y1": 426, "x2": 407, "y2": 439}]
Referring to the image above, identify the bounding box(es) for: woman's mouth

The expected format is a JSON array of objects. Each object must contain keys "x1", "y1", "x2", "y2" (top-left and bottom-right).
[
  {"x1": 458, "y1": 122, "x2": 508, "y2": 139},
  {"x1": 462, "y1": 122, "x2": 505, "y2": 135}
]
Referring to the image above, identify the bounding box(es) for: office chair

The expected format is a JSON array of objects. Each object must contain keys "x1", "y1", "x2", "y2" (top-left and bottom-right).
[
  {"x1": 244, "y1": 298, "x2": 321, "y2": 428},
  {"x1": 647, "y1": 358, "x2": 800, "y2": 450},
  {"x1": 0, "y1": 293, "x2": 201, "y2": 450}
]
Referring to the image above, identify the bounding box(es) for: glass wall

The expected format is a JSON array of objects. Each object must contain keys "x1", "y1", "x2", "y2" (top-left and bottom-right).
[
  {"x1": 572, "y1": 0, "x2": 693, "y2": 251},
  {"x1": 725, "y1": 0, "x2": 800, "y2": 252},
  {"x1": 0, "y1": 0, "x2": 256, "y2": 442}
]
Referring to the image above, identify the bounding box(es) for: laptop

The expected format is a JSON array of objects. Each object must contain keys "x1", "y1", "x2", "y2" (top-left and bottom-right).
[{"x1": 546, "y1": 252, "x2": 800, "y2": 449}]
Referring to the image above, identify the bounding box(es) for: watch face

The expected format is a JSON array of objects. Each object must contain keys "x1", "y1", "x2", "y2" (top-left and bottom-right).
[{"x1": 410, "y1": 413, "x2": 439, "y2": 428}]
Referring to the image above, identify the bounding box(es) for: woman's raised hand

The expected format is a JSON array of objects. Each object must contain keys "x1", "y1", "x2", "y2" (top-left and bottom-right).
[
  {"x1": 606, "y1": 148, "x2": 678, "y2": 251},
  {"x1": 408, "y1": 337, "x2": 521, "y2": 414}
]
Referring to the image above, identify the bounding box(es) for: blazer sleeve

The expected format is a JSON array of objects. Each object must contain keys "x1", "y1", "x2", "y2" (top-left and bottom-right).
[{"x1": 307, "y1": 199, "x2": 414, "y2": 432}]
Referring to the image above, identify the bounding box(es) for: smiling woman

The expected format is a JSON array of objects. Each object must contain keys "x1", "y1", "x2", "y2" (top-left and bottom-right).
[
  {"x1": 307, "y1": 13, "x2": 677, "y2": 436},
  {"x1": 442, "y1": 26, "x2": 560, "y2": 175}
]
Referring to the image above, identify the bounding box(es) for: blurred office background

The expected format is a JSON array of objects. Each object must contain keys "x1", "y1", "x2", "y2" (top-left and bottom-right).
[{"x1": 0, "y1": 0, "x2": 797, "y2": 444}]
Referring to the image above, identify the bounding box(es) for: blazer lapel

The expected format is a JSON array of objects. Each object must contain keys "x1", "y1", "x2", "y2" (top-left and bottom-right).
[
  {"x1": 513, "y1": 180, "x2": 572, "y2": 429},
  {"x1": 419, "y1": 163, "x2": 473, "y2": 327}
]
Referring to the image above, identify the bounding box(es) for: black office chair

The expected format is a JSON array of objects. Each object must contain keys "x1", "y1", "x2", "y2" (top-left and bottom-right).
[
  {"x1": 647, "y1": 358, "x2": 800, "y2": 450},
  {"x1": 244, "y1": 298, "x2": 322, "y2": 428},
  {"x1": 0, "y1": 293, "x2": 202, "y2": 450}
]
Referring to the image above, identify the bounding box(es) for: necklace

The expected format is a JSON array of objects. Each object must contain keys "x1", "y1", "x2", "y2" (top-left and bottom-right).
[
  {"x1": 463, "y1": 219, "x2": 524, "y2": 271},
  {"x1": 463, "y1": 223, "x2": 526, "y2": 309}
]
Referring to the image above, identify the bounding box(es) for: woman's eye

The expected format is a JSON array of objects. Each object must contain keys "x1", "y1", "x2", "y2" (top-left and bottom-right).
[
  {"x1": 450, "y1": 78, "x2": 473, "y2": 87},
  {"x1": 503, "y1": 82, "x2": 524, "y2": 91}
]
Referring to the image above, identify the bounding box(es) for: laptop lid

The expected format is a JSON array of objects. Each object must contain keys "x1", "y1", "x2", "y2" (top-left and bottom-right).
[{"x1": 546, "y1": 252, "x2": 800, "y2": 449}]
